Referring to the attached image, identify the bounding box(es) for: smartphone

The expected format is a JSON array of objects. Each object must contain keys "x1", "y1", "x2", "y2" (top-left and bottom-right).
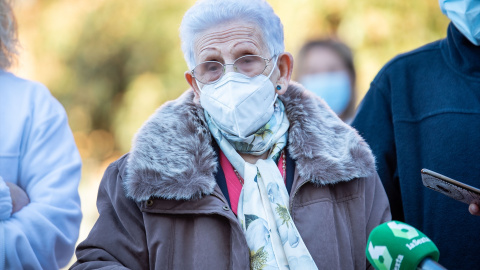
[{"x1": 421, "y1": 168, "x2": 480, "y2": 205}]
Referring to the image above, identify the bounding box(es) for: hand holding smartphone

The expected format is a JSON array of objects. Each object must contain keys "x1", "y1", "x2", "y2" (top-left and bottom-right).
[{"x1": 421, "y1": 169, "x2": 480, "y2": 205}]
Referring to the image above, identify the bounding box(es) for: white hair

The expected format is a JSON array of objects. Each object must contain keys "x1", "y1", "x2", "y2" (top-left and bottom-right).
[
  {"x1": 180, "y1": 0, "x2": 284, "y2": 70},
  {"x1": 0, "y1": 0, "x2": 18, "y2": 70}
]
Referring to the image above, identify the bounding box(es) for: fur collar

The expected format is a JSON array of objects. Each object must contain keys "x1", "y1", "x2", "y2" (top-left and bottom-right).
[{"x1": 124, "y1": 83, "x2": 375, "y2": 201}]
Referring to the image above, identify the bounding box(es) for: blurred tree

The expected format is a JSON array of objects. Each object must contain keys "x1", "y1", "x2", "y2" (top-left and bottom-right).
[{"x1": 14, "y1": 0, "x2": 449, "y2": 155}]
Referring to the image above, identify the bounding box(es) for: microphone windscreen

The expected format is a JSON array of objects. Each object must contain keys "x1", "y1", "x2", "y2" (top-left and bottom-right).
[{"x1": 366, "y1": 221, "x2": 440, "y2": 270}]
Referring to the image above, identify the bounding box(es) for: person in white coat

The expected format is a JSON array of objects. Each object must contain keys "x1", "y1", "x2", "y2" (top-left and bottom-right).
[{"x1": 0, "y1": 0, "x2": 82, "y2": 269}]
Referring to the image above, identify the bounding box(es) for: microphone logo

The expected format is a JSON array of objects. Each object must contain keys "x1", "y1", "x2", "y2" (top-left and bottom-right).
[
  {"x1": 387, "y1": 222, "x2": 419, "y2": 239},
  {"x1": 368, "y1": 242, "x2": 393, "y2": 270},
  {"x1": 366, "y1": 221, "x2": 440, "y2": 270}
]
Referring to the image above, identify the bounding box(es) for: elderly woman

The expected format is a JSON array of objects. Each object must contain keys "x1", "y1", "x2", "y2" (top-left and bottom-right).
[{"x1": 73, "y1": 0, "x2": 390, "y2": 269}]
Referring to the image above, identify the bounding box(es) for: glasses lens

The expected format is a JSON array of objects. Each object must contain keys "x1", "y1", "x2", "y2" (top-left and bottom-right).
[
  {"x1": 234, "y1": 55, "x2": 267, "y2": 77},
  {"x1": 194, "y1": 61, "x2": 223, "y2": 84}
]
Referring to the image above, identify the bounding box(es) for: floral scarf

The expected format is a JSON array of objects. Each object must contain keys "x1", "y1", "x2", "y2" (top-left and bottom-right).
[{"x1": 205, "y1": 99, "x2": 317, "y2": 270}]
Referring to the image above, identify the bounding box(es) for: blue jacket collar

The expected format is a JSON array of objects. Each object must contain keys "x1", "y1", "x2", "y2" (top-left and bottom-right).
[{"x1": 441, "y1": 22, "x2": 480, "y2": 80}]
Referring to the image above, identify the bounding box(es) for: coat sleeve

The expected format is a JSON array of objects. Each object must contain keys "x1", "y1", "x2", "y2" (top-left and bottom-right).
[
  {"x1": 0, "y1": 177, "x2": 12, "y2": 220},
  {"x1": 363, "y1": 172, "x2": 391, "y2": 270},
  {"x1": 1, "y1": 85, "x2": 82, "y2": 269},
  {"x1": 352, "y1": 81, "x2": 404, "y2": 221},
  {"x1": 71, "y1": 157, "x2": 149, "y2": 270}
]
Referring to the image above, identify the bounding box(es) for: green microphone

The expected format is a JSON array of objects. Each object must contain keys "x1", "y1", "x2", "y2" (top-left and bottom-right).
[{"x1": 366, "y1": 221, "x2": 446, "y2": 270}]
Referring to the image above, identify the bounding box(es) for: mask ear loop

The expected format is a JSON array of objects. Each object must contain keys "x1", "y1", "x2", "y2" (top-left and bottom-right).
[
  {"x1": 267, "y1": 55, "x2": 283, "y2": 96},
  {"x1": 266, "y1": 55, "x2": 279, "y2": 80},
  {"x1": 268, "y1": 55, "x2": 280, "y2": 105},
  {"x1": 195, "y1": 78, "x2": 204, "y2": 92}
]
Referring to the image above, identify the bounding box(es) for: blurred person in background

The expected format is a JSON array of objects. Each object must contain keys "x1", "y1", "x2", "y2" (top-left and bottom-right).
[
  {"x1": 72, "y1": 0, "x2": 390, "y2": 269},
  {"x1": 352, "y1": 0, "x2": 480, "y2": 268},
  {"x1": 0, "y1": 0, "x2": 82, "y2": 269},
  {"x1": 296, "y1": 39, "x2": 356, "y2": 123}
]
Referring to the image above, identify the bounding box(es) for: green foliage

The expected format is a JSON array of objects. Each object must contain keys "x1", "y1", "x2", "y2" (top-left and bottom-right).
[{"x1": 15, "y1": 0, "x2": 449, "y2": 155}]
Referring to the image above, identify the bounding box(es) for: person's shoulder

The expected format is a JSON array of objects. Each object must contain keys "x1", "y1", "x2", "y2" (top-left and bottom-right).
[
  {"x1": 0, "y1": 71, "x2": 59, "y2": 109},
  {"x1": 0, "y1": 71, "x2": 66, "y2": 127},
  {"x1": 0, "y1": 71, "x2": 50, "y2": 95},
  {"x1": 100, "y1": 154, "x2": 131, "y2": 192},
  {"x1": 104, "y1": 154, "x2": 130, "y2": 179},
  {"x1": 95, "y1": 154, "x2": 147, "y2": 213},
  {"x1": 392, "y1": 39, "x2": 442, "y2": 62},
  {"x1": 373, "y1": 39, "x2": 444, "y2": 83}
]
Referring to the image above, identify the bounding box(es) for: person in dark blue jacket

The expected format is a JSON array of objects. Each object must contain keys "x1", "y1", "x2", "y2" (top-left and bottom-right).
[{"x1": 352, "y1": 1, "x2": 480, "y2": 269}]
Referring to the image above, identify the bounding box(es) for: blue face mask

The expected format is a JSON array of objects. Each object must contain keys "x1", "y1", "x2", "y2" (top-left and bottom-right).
[
  {"x1": 300, "y1": 71, "x2": 352, "y2": 115},
  {"x1": 439, "y1": 0, "x2": 480, "y2": 46}
]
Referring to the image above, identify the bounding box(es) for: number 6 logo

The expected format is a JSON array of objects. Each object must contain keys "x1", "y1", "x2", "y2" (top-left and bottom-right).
[
  {"x1": 387, "y1": 221, "x2": 419, "y2": 240},
  {"x1": 368, "y1": 242, "x2": 392, "y2": 270}
]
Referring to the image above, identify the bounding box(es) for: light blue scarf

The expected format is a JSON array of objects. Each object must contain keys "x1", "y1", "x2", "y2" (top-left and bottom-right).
[{"x1": 205, "y1": 99, "x2": 317, "y2": 270}]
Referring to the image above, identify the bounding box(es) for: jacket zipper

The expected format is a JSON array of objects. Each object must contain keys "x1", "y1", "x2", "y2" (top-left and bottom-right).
[
  {"x1": 211, "y1": 192, "x2": 244, "y2": 230},
  {"x1": 289, "y1": 179, "x2": 309, "y2": 214},
  {"x1": 211, "y1": 192, "x2": 250, "y2": 266}
]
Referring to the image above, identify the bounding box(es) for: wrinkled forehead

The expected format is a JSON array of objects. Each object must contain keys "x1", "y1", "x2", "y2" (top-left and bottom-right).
[{"x1": 193, "y1": 19, "x2": 270, "y2": 60}]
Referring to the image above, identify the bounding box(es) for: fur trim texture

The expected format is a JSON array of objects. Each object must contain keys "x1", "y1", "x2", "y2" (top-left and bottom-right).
[{"x1": 124, "y1": 83, "x2": 375, "y2": 201}]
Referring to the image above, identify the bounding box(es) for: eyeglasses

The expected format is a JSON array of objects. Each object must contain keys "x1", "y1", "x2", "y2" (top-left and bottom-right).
[{"x1": 191, "y1": 55, "x2": 275, "y2": 85}]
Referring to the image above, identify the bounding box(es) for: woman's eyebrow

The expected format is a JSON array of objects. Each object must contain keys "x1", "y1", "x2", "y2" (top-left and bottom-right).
[
  {"x1": 197, "y1": 47, "x2": 221, "y2": 61},
  {"x1": 230, "y1": 41, "x2": 261, "y2": 54}
]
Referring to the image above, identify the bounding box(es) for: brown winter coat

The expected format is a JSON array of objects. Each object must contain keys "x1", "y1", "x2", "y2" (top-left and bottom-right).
[{"x1": 72, "y1": 84, "x2": 391, "y2": 270}]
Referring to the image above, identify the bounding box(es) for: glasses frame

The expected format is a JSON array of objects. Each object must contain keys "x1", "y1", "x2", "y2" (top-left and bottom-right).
[{"x1": 191, "y1": 54, "x2": 275, "y2": 85}]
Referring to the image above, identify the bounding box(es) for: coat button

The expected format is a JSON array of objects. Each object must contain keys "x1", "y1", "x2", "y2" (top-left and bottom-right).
[
  {"x1": 222, "y1": 205, "x2": 230, "y2": 211},
  {"x1": 146, "y1": 199, "x2": 154, "y2": 206}
]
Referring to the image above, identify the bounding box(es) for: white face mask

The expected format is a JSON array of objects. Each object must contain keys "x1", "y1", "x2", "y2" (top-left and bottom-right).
[{"x1": 199, "y1": 57, "x2": 278, "y2": 138}]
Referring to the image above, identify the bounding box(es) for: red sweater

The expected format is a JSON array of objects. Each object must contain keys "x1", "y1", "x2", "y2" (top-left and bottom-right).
[{"x1": 219, "y1": 150, "x2": 285, "y2": 215}]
